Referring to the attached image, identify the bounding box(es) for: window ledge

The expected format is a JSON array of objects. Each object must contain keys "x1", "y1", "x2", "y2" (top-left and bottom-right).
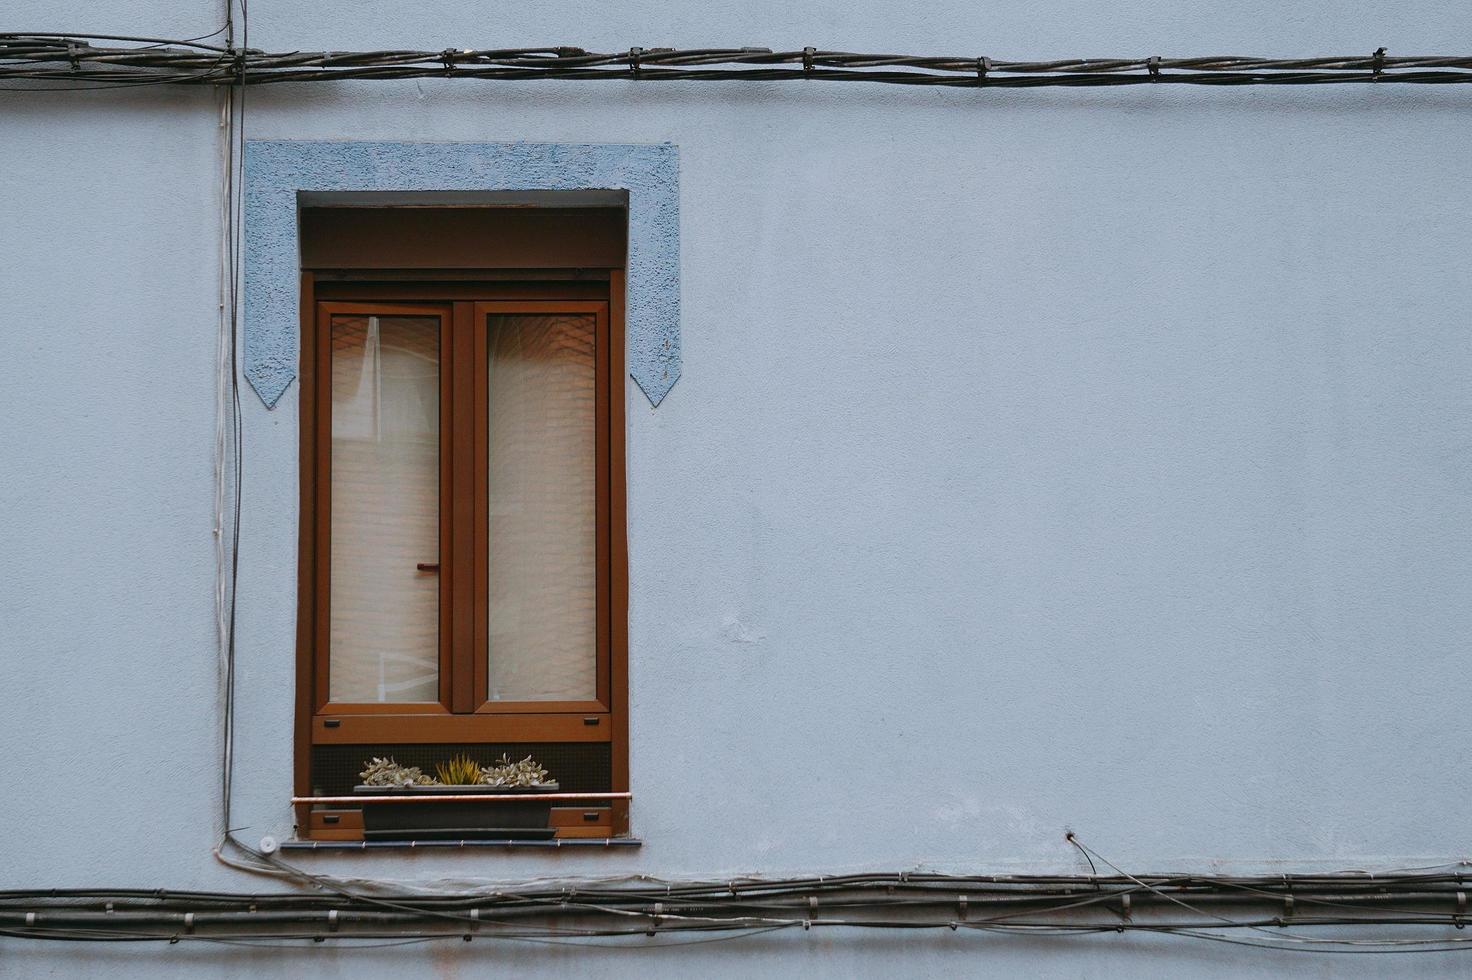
[{"x1": 281, "y1": 837, "x2": 641, "y2": 851}]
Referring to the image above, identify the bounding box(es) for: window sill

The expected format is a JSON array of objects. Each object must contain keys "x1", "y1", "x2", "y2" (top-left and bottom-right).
[{"x1": 281, "y1": 837, "x2": 641, "y2": 851}]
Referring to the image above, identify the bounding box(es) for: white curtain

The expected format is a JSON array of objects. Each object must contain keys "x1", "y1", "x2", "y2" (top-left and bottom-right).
[
  {"x1": 329, "y1": 315, "x2": 440, "y2": 703},
  {"x1": 486, "y1": 314, "x2": 598, "y2": 701}
]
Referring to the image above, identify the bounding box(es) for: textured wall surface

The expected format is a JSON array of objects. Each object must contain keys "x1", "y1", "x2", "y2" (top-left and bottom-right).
[
  {"x1": 3, "y1": 0, "x2": 1472, "y2": 976},
  {"x1": 244, "y1": 140, "x2": 680, "y2": 407}
]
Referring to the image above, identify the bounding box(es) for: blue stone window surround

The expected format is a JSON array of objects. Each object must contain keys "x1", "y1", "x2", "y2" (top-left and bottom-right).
[{"x1": 243, "y1": 140, "x2": 681, "y2": 408}]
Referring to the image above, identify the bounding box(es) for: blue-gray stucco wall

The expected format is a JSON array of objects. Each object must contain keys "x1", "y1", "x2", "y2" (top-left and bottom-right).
[{"x1": 3, "y1": 0, "x2": 1472, "y2": 976}]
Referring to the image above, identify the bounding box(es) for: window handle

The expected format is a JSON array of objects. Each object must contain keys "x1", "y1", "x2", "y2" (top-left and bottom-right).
[{"x1": 415, "y1": 562, "x2": 440, "y2": 573}]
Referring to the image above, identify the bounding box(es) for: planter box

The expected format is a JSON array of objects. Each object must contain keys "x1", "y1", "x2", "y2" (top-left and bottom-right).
[{"x1": 353, "y1": 783, "x2": 560, "y2": 841}]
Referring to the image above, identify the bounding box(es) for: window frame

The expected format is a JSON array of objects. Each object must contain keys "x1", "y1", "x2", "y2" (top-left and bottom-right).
[{"x1": 294, "y1": 272, "x2": 629, "y2": 837}]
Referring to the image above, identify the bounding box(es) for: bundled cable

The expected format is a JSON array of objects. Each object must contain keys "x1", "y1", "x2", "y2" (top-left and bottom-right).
[
  {"x1": 4, "y1": 862, "x2": 1472, "y2": 951},
  {"x1": 4, "y1": 35, "x2": 1472, "y2": 88}
]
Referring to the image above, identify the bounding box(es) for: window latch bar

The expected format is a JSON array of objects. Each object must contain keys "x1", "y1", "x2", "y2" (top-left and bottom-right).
[{"x1": 415, "y1": 562, "x2": 440, "y2": 573}]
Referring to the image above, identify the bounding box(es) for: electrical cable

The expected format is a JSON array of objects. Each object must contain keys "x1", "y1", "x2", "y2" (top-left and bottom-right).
[
  {"x1": 1063, "y1": 836, "x2": 1472, "y2": 953},
  {"x1": 0, "y1": 28, "x2": 236, "y2": 91},
  {"x1": 4, "y1": 37, "x2": 1472, "y2": 88}
]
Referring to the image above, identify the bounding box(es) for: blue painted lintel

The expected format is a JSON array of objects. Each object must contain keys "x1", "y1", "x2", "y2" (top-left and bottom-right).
[{"x1": 243, "y1": 141, "x2": 680, "y2": 408}]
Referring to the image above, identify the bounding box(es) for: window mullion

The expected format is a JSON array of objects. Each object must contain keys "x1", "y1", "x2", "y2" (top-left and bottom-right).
[{"x1": 448, "y1": 301, "x2": 478, "y2": 712}]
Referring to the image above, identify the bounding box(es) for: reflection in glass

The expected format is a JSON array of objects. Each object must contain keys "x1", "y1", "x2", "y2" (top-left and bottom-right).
[
  {"x1": 330, "y1": 314, "x2": 440, "y2": 702},
  {"x1": 487, "y1": 314, "x2": 597, "y2": 701}
]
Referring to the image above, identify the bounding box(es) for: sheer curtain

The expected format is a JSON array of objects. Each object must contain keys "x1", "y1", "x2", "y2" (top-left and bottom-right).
[
  {"x1": 486, "y1": 313, "x2": 597, "y2": 701},
  {"x1": 329, "y1": 315, "x2": 440, "y2": 703}
]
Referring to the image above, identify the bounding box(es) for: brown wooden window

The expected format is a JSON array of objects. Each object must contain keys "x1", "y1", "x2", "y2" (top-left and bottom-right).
[{"x1": 294, "y1": 204, "x2": 629, "y2": 840}]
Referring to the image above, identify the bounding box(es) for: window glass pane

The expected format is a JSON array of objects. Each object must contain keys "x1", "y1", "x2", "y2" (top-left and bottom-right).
[
  {"x1": 487, "y1": 313, "x2": 597, "y2": 701},
  {"x1": 330, "y1": 314, "x2": 440, "y2": 702}
]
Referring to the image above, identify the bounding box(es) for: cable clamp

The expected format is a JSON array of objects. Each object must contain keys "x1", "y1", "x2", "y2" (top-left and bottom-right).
[
  {"x1": 629, "y1": 47, "x2": 644, "y2": 76},
  {"x1": 957, "y1": 894, "x2": 968, "y2": 920},
  {"x1": 1147, "y1": 56, "x2": 1161, "y2": 80},
  {"x1": 441, "y1": 49, "x2": 456, "y2": 76},
  {"x1": 1372, "y1": 46, "x2": 1386, "y2": 78},
  {"x1": 1282, "y1": 894, "x2": 1294, "y2": 921},
  {"x1": 469, "y1": 908, "x2": 481, "y2": 931},
  {"x1": 184, "y1": 912, "x2": 195, "y2": 934},
  {"x1": 327, "y1": 909, "x2": 340, "y2": 933},
  {"x1": 25, "y1": 912, "x2": 36, "y2": 927},
  {"x1": 67, "y1": 41, "x2": 82, "y2": 71},
  {"x1": 1119, "y1": 893, "x2": 1132, "y2": 920},
  {"x1": 976, "y1": 57, "x2": 992, "y2": 81},
  {"x1": 803, "y1": 47, "x2": 817, "y2": 73}
]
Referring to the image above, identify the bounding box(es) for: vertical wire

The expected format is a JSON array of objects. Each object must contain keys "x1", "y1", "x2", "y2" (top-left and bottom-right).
[
  {"x1": 225, "y1": 0, "x2": 247, "y2": 840},
  {"x1": 217, "y1": 0, "x2": 242, "y2": 845},
  {"x1": 214, "y1": 89, "x2": 230, "y2": 675},
  {"x1": 215, "y1": 82, "x2": 234, "y2": 841}
]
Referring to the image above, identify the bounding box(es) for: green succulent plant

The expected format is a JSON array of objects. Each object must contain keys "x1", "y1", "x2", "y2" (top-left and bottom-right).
[
  {"x1": 434, "y1": 753, "x2": 483, "y2": 785},
  {"x1": 360, "y1": 753, "x2": 552, "y2": 788},
  {"x1": 358, "y1": 757, "x2": 436, "y2": 787},
  {"x1": 479, "y1": 753, "x2": 552, "y2": 788}
]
